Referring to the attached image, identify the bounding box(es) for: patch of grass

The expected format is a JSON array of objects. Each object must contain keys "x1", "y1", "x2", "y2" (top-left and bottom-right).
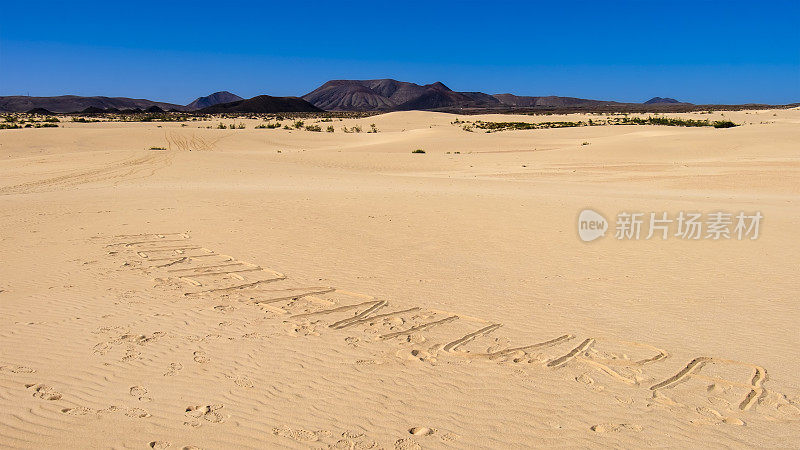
[
  {"x1": 149, "y1": 146, "x2": 167, "y2": 150},
  {"x1": 305, "y1": 125, "x2": 322, "y2": 132},
  {"x1": 326, "y1": 125, "x2": 335, "y2": 133},
  {"x1": 0, "y1": 123, "x2": 22, "y2": 129},
  {"x1": 412, "y1": 149, "x2": 426, "y2": 154},
  {"x1": 217, "y1": 122, "x2": 227, "y2": 129},
  {"x1": 470, "y1": 115, "x2": 736, "y2": 132},
  {"x1": 474, "y1": 120, "x2": 586, "y2": 132},
  {"x1": 712, "y1": 120, "x2": 737, "y2": 128},
  {"x1": 293, "y1": 120, "x2": 304, "y2": 129},
  {"x1": 72, "y1": 117, "x2": 100, "y2": 123},
  {"x1": 369, "y1": 123, "x2": 378, "y2": 133}
]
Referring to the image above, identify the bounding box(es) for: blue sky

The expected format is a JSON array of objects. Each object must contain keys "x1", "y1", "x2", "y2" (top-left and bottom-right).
[{"x1": 1, "y1": 0, "x2": 798, "y2": 105}]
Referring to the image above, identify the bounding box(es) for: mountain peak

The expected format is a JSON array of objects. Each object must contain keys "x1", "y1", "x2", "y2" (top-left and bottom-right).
[
  {"x1": 187, "y1": 91, "x2": 243, "y2": 110},
  {"x1": 643, "y1": 97, "x2": 681, "y2": 104},
  {"x1": 426, "y1": 81, "x2": 451, "y2": 91}
]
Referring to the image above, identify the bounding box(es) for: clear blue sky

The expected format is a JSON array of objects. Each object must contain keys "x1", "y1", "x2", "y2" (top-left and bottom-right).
[{"x1": 1, "y1": 0, "x2": 798, "y2": 105}]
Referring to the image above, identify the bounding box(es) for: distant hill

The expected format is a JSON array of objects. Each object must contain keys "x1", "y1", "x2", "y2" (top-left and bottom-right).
[
  {"x1": 303, "y1": 79, "x2": 500, "y2": 111},
  {"x1": 0, "y1": 95, "x2": 187, "y2": 113},
  {"x1": 199, "y1": 95, "x2": 322, "y2": 113},
  {"x1": 644, "y1": 97, "x2": 683, "y2": 105},
  {"x1": 492, "y1": 94, "x2": 623, "y2": 108},
  {"x1": 303, "y1": 79, "x2": 633, "y2": 111},
  {"x1": 186, "y1": 91, "x2": 243, "y2": 110}
]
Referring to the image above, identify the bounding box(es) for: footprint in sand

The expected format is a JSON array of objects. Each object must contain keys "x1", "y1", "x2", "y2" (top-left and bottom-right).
[
  {"x1": 193, "y1": 351, "x2": 210, "y2": 364},
  {"x1": 26, "y1": 383, "x2": 62, "y2": 401},
  {"x1": 122, "y1": 347, "x2": 141, "y2": 361},
  {"x1": 130, "y1": 385, "x2": 152, "y2": 402},
  {"x1": 394, "y1": 438, "x2": 421, "y2": 450},
  {"x1": 224, "y1": 374, "x2": 254, "y2": 389},
  {"x1": 185, "y1": 404, "x2": 225, "y2": 426},
  {"x1": 124, "y1": 407, "x2": 151, "y2": 418},
  {"x1": 408, "y1": 427, "x2": 435, "y2": 436},
  {"x1": 164, "y1": 362, "x2": 183, "y2": 376},
  {"x1": 0, "y1": 365, "x2": 36, "y2": 374},
  {"x1": 271, "y1": 426, "x2": 323, "y2": 443},
  {"x1": 150, "y1": 444, "x2": 201, "y2": 450},
  {"x1": 61, "y1": 406, "x2": 95, "y2": 416},
  {"x1": 590, "y1": 423, "x2": 643, "y2": 433}
]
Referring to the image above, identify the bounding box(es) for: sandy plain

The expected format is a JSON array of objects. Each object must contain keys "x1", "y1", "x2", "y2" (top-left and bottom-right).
[{"x1": 0, "y1": 108, "x2": 798, "y2": 448}]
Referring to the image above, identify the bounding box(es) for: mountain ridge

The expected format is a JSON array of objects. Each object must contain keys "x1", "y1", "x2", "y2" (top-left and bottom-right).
[
  {"x1": 198, "y1": 95, "x2": 321, "y2": 114},
  {"x1": 187, "y1": 91, "x2": 243, "y2": 110}
]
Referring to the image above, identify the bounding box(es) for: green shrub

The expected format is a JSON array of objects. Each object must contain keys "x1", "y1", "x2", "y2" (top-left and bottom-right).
[
  {"x1": 712, "y1": 120, "x2": 737, "y2": 128},
  {"x1": 293, "y1": 120, "x2": 304, "y2": 129},
  {"x1": 412, "y1": 149, "x2": 426, "y2": 154},
  {"x1": 305, "y1": 125, "x2": 322, "y2": 132},
  {"x1": 326, "y1": 125, "x2": 335, "y2": 133}
]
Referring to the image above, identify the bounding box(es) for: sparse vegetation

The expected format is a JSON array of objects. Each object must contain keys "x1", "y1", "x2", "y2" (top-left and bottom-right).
[
  {"x1": 72, "y1": 117, "x2": 100, "y2": 123},
  {"x1": 412, "y1": 149, "x2": 426, "y2": 154},
  {"x1": 326, "y1": 125, "x2": 335, "y2": 133},
  {"x1": 369, "y1": 123, "x2": 378, "y2": 133},
  {"x1": 217, "y1": 122, "x2": 227, "y2": 129},
  {"x1": 341, "y1": 125, "x2": 363, "y2": 133},
  {"x1": 305, "y1": 125, "x2": 322, "y2": 132},
  {"x1": 464, "y1": 115, "x2": 739, "y2": 132},
  {"x1": 293, "y1": 120, "x2": 304, "y2": 129},
  {"x1": 149, "y1": 146, "x2": 167, "y2": 150},
  {"x1": 712, "y1": 120, "x2": 737, "y2": 128}
]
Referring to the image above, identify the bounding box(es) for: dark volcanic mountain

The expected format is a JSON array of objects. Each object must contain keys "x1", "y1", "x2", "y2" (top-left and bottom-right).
[
  {"x1": 186, "y1": 91, "x2": 243, "y2": 110},
  {"x1": 492, "y1": 94, "x2": 623, "y2": 108},
  {"x1": 0, "y1": 95, "x2": 187, "y2": 113},
  {"x1": 644, "y1": 97, "x2": 682, "y2": 104},
  {"x1": 303, "y1": 79, "x2": 634, "y2": 111},
  {"x1": 303, "y1": 79, "x2": 500, "y2": 111},
  {"x1": 199, "y1": 95, "x2": 322, "y2": 113}
]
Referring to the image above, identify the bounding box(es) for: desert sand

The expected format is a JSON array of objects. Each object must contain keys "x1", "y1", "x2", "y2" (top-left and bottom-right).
[{"x1": 0, "y1": 109, "x2": 799, "y2": 448}]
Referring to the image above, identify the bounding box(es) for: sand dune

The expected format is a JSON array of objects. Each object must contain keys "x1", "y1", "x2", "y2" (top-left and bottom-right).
[{"x1": 0, "y1": 109, "x2": 799, "y2": 448}]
